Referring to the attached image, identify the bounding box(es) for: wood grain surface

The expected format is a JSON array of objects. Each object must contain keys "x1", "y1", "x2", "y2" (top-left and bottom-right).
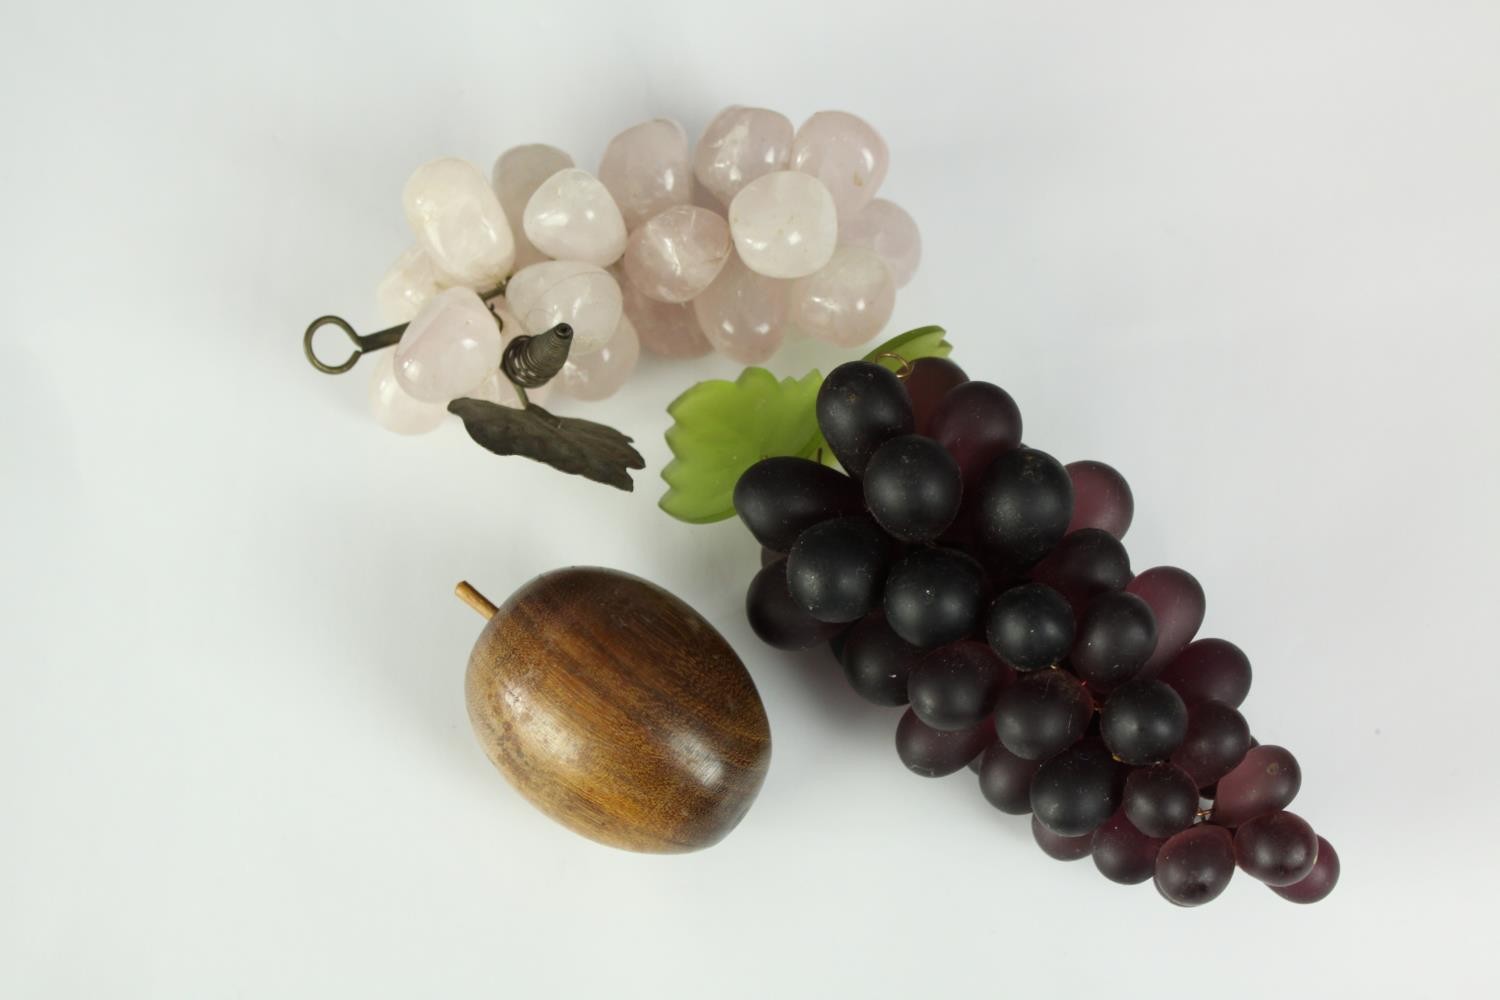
[{"x1": 465, "y1": 567, "x2": 772, "y2": 853}]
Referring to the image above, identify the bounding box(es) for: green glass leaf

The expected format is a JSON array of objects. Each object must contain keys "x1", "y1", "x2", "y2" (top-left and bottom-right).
[
  {"x1": 658, "y1": 325, "x2": 953, "y2": 520},
  {"x1": 659, "y1": 367, "x2": 825, "y2": 523},
  {"x1": 863, "y1": 325, "x2": 951, "y2": 370}
]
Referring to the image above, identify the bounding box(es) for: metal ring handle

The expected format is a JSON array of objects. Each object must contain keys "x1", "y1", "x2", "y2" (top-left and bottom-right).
[{"x1": 303, "y1": 316, "x2": 407, "y2": 375}]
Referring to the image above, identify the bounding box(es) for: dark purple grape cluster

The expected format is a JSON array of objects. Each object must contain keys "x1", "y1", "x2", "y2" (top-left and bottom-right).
[{"x1": 739, "y1": 357, "x2": 1338, "y2": 906}]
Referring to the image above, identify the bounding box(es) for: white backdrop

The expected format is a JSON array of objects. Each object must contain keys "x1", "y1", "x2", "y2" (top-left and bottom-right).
[{"x1": 4, "y1": 1, "x2": 1497, "y2": 995}]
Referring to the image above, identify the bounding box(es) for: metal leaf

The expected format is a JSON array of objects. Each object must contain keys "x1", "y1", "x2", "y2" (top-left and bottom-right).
[{"x1": 448, "y1": 397, "x2": 646, "y2": 491}]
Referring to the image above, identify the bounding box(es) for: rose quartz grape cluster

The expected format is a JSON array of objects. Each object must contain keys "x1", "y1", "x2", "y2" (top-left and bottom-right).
[{"x1": 369, "y1": 108, "x2": 921, "y2": 434}]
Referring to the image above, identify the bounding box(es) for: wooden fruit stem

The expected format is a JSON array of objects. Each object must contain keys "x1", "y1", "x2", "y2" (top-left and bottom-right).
[{"x1": 455, "y1": 581, "x2": 498, "y2": 620}]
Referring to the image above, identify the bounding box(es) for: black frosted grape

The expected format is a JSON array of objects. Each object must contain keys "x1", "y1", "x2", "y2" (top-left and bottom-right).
[
  {"x1": 883, "y1": 546, "x2": 988, "y2": 648},
  {"x1": 1092, "y1": 810, "x2": 1164, "y2": 884},
  {"x1": 993, "y1": 669, "x2": 1094, "y2": 760},
  {"x1": 786, "y1": 515, "x2": 890, "y2": 623},
  {"x1": 734, "y1": 353, "x2": 1337, "y2": 905},
  {"x1": 733, "y1": 456, "x2": 863, "y2": 552},
  {"x1": 1030, "y1": 742, "x2": 1124, "y2": 837},
  {"x1": 1155, "y1": 824, "x2": 1236, "y2": 906},
  {"x1": 1157, "y1": 638, "x2": 1252, "y2": 708},
  {"x1": 1071, "y1": 591, "x2": 1158, "y2": 691},
  {"x1": 985, "y1": 583, "x2": 1075, "y2": 671},
  {"x1": 935, "y1": 492, "x2": 981, "y2": 552},
  {"x1": 840, "y1": 612, "x2": 923, "y2": 706},
  {"x1": 929, "y1": 381, "x2": 1023, "y2": 487},
  {"x1": 908, "y1": 641, "x2": 1012, "y2": 731},
  {"x1": 1126, "y1": 567, "x2": 1206, "y2": 676},
  {"x1": 977, "y1": 742, "x2": 1043, "y2": 814},
  {"x1": 1234, "y1": 811, "x2": 1318, "y2": 886},
  {"x1": 1170, "y1": 700, "x2": 1251, "y2": 788},
  {"x1": 975, "y1": 447, "x2": 1073, "y2": 569},
  {"x1": 1064, "y1": 460, "x2": 1134, "y2": 540},
  {"x1": 863, "y1": 435, "x2": 963, "y2": 542},
  {"x1": 1123, "y1": 762, "x2": 1200, "y2": 838},
  {"x1": 746, "y1": 559, "x2": 846, "y2": 650},
  {"x1": 1029, "y1": 528, "x2": 1132, "y2": 614},
  {"x1": 1032, "y1": 814, "x2": 1094, "y2": 861},
  {"x1": 1211, "y1": 745, "x2": 1301, "y2": 827},
  {"x1": 903, "y1": 356, "x2": 968, "y2": 434},
  {"x1": 816, "y1": 361, "x2": 914, "y2": 477},
  {"x1": 1100, "y1": 679, "x2": 1188, "y2": 765},
  {"x1": 1270, "y1": 836, "x2": 1339, "y2": 903},
  {"x1": 895, "y1": 709, "x2": 996, "y2": 777}
]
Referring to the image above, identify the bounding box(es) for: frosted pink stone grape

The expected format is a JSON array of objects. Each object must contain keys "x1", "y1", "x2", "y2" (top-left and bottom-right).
[
  {"x1": 787, "y1": 246, "x2": 895, "y2": 348},
  {"x1": 693, "y1": 106, "x2": 794, "y2": 206},
  {"x1": 368, "y1": 352, "x2": 446, "y2": 435},
  {"x1": 616, "y1": 266, "x2": 713, "y2": 359},
  {"x1": 597, "y1": 119, "x2": 693, "y2": 230},
  {"x1": 492, "y1": 144, "x2": 574, "y2": 270},
  {"x1": 839, "y1": 198, "x2": 921, "y2": 287},
  {"x1": 557, "y1": 315, "x2": 640, "y2": 402},
  {"x1": 403, "y1": 158, "x2": 515, "y2": 288},
  {"x1": 789, "y1": 111, "x2": 889, "y2": 219},
  {"x1": 692, "y1": 254, "x2": 788, "y2": 364},
  {"x1": 728, "y1": 171, "x2": 838, "y2": 279},
  {"x1": 504, "y1": 260, "x2": 622, "y2": 353},
  {"x1": 522, "y1": 168, "x2": 627, "y2": 266},
  {"x1": 622, "y1": 206, "x2": 731, "y2": 303},
  {"x1": 393, "y1": 287, "x2": 503, "y2": 403},
  {"x1": 376, "y1": 245, "x2": 441, "y2": 324}
]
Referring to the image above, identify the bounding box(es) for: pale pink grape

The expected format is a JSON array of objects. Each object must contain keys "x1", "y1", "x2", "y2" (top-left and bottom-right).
[
  {"x1": 393, "y1": 287, "x2": 504, "y2": 403},
  {"x1": 376, "y1": 245, "x2": 441, "y2": 324},
  {"x1": 839, "y1": 198, "x2": 921, "y2": 287},
  {"x1": 789, "y1": 111, "x2": 889, "y2": 219},
  {"x1": 492, "y1": 144, "x2": 574, "y2": 270},
  {"x1": 728, "y1": 171, "x2": 838, "y2": 279},
  {"x1": 557, "y1": 315, "x2": 640, "y2": 402},
  {"x1": 616, "y1": 266, "x2": 713, "y2": 359},
  {"x1": 369, "y1": 352, "x2": 446, "y2": 435},
  {"x1": 692, "y1": 253, "x2": 789, "y2": 364},
  {"x1": 693, "y1": 106, "x2": 793, "y2": 206},
  {"x1": 787, "y1": 246, "x2": 895, "y2": 348},
  {"x1": 504, "y1": 260, "x2": 622, "y2": 353},
  {"x1": 597, "y1": 119, "x2": 693, "y2": 230},
  {"x1": 403, "y1": 158, "x2": 515, "y2": 288},
  {"x1": 523, "y1": 168, "x2": 627, "y2": 266},
  {"x1": 621, "y1": 206, "x2": 731, "y2": 303}
]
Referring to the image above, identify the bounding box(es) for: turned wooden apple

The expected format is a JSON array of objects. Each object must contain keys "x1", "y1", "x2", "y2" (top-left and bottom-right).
[{"x1": 459, "y1": 568, "x2": 771, "y2": 853}]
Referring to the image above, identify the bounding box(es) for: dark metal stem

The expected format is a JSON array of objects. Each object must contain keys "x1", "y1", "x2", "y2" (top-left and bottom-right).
[
  {"x1": 303, "y1": 316, "x2": 407, "y2": 374},
  {"x1": 302, "y1": 279, "x2": 508, "y2": 375}
]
